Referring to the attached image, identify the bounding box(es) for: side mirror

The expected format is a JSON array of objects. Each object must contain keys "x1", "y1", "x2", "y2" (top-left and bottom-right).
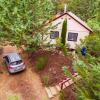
[{"x1": 3, "y1": 56, "x2": 6, "y2": 59}]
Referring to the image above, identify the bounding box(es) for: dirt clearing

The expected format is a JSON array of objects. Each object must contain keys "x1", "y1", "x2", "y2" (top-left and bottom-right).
[{"x1": 31, "y1": 50, "x2": 74, "y2": 86}]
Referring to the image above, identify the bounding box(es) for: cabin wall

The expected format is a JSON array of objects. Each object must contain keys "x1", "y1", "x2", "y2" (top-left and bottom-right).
[
  {"x1": 44, "y1": 14, "x2": 90, "y2": 49},
  {"x1": 67, "y1": 15, "x2": 90, "y2": 49}
]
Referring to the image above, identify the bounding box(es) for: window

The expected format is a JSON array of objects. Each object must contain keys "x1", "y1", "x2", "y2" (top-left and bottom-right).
[
  {"x1": 68, "y1": 32, "x2": 78, "y2": 41},
  {"x1": 5, "y1": 56, "x2": 10, "y2": 63},
  {"x1": 11, "y1": 60, "x2": 22, "y2": 65},
  {"x1": 50, "y1": 31, "x2": 59, "y2": 39}
]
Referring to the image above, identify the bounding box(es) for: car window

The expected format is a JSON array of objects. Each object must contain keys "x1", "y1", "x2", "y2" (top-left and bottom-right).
[
  {"x1": 5, "y1": 56, "x2": 10, "y2": 63},
  {"x1": 10, "y1": 60, "x2": 22, "y2": 65}
]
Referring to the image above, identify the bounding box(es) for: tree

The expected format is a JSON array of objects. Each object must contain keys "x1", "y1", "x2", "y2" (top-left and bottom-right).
[
  {"x1": 52, "y1": 0, "x2": 68, "y2": 13},
  {"x1": 57, "y1": 19, "x2": 68, "y2": 56},
  {"x1": 0, "y1": 0, "x2": 55, "y2": 51},
  {"x1": 85, "y1": 33, "x2": 100, "y2": 54},
  {"x1": 63, "y1": 59, "x2": 100, "y2": 100},
  {"x1": 61, "y1": 19, "x2": 67, "y2": 45},
  {"x1": 55, "y1": 19, "x2": 68, "y2": 56}
]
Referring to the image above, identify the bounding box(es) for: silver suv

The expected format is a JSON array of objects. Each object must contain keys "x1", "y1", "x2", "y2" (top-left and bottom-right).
[{"x1": 3, "y1": 53, "x2": 25, "y2": 73}]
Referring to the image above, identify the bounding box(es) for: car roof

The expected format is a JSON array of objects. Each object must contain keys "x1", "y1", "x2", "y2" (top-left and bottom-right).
[{"x1": 7, "y1": 53, "x2": 22, "y2": 62}]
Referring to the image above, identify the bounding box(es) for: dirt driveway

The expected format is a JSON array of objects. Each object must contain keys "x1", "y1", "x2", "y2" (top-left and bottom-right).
[{"x1": 0, "y1": 46, "x2": 59, "y2": 100}]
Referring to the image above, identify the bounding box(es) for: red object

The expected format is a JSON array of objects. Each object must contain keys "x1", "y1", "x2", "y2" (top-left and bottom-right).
[
  {"x1": 60, "y1": 78, "x2": 71, "y2": 89},
  {"x1": 8, "y1": 66, "x2": 13, "y2": 69},
  {"x1": 60, "y1": 72, "x2": 78, "y2": 89}
]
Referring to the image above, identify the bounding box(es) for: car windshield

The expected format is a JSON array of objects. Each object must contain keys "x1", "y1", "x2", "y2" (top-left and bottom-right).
[{"x1": 10, "y1": 60, "x2": 22, "y2": 65}]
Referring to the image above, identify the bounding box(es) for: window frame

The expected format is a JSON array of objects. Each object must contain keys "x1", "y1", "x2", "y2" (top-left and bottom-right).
[
  {"x1": 68, "y1": 32, "x2": 78, "y2": 42},
  {"x1": 50, "y1": 31, "x2": 59, "y2": 39}
]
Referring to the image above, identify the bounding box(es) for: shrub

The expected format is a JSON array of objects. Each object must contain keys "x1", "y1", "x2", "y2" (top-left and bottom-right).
[
  {"x1": 8, "y1": 95, "x2": 20, "y2": 100},
  {"x1": 61, "y1": 45, "x2": 68, "y2": 56},
  {"x1": 85, "y1": 33, "x2": 100, "y2": 59},
  {"x1": 36, "y1": 56, "x2": 48, "y2": 71},
  {"x1": 63, "y1": 59, "x2": 100, "y2": 100},
  {"x1": 76, "y1": 33, "x2": 100, "y2": 64},
  {"x1": 42, "y1": 75, "x2": 49, "y2": 86},
  {"x1": 59, "y1": 90, "x2": 68, "y2": 100},
  {"x1": 78, "y1": 33, "x2": 100, "y2": 57},
  {"x1": 56, "y1": 38, "x2": 69, "y2": 56}
]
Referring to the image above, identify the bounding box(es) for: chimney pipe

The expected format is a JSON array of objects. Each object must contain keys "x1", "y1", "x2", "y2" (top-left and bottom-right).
[{"x1": 64, "y1": 4, "x2": 67, "y2": 13}]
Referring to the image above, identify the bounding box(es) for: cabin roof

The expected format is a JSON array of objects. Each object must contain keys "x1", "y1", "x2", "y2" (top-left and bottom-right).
[{"x1": 51, "y1": 11, "x2": 92, "y2": 32}]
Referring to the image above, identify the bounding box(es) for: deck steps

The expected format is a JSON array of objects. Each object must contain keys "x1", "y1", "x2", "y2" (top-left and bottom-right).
[
  {"x1": 45, "y1": 87, "x2": 54, "y2": 98},
  {"x1": 45, "y1": 73, "x2": 81, "y2": 99},
  {"x1": 55, "y1": 85, "x2": 61, "y2": 91},
  {"x1": 49, "y1": 87, "x2": 57, "y2": 96}
]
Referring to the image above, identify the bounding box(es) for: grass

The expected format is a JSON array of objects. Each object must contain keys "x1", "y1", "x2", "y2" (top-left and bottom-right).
[
  {"x1": 59, "y1": 90, "x2": 68, "y2": 100},
  {"x1": 7, "y1": 95, "x2": 20, "y2": 100},
  {"x1": 36, "y1": 56, "x2": 48, "y2": 71},
  {"x1": 42, "y1": 75, "x2": 49, "y2": 86}
]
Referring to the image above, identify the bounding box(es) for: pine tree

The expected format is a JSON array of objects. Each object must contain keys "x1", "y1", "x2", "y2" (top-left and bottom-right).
[{"x1": 61, "y1": 19, "x2": 67, "y2": 45}]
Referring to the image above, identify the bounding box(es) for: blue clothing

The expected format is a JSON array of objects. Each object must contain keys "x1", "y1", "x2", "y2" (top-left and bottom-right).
[{"x1": 81, "y1": 47, "x2": 87, "y2": 56}]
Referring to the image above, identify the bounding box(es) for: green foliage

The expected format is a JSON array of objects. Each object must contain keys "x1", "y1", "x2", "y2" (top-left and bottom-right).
[
  {"x1": 55, "y1": 19, "x2": 68, "y2": 56},
  {"x1": 68, "y1": 0, "x2": 94, "y2": 21},
  {"x1": 61, "y1": 19, "x2": 67, "y2": 45},
  {"x1": 85, "y1": 33, "x2": 100, "y2": 53},
  {"x1": 59, "y1": 90, "x2": 68, "y2": 100},
  {"x1": 80, "y1": 53, "x2": 100, "y2": 65},
  {"x1": 63, "y1": 59, "x2": 100, "y2": 100},
  {"x1": 74, "y1": 60, "x2": 100, "y2": 100},
  {"x1": 53, "y1": 0, "x2": 68, "y2": 13},
  {"x1": 8, "y1": 95, "x2": 20, "y2": 100},
  {"x1": 76, "y1": 33, "x2": 100, "y2": 64},
  {"x1": 42, "y1": 75, "x2": 49, "y2": 86},
  {"x1": 25, "y1": 33, "x2": 41, "y2": 53},
  {"x1": 88, "y1": 18, "x2": 100, "y2": 32},
  {"x1": 61, "y1": 45, "x2": 67, "y2": 56},
  {"x1": 36, "y1": 56, "x2": 48, "y2": 71},
  {"x1": 56, "y1": 38, "x2": 68, "y2": 56},
  {"x1": 0, "y1": 0, "x2": 55, "y2": 50}
]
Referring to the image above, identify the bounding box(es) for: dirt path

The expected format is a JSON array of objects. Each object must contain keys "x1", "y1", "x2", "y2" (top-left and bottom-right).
[
  {"x1": 0, "y1": 67, "x2": 47, "y2": 100},
  {"x1": 0, "y1": 46, "x2": 59, "y2": 100}
]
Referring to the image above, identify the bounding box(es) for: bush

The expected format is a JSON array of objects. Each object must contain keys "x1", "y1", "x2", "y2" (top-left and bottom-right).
[
  {"x1": 36, "y1": 56, "x2": 48, "y2": 71},
  {"x1": 85, "y1": 33, "x2": 100, "y2": 56},
  {"x1": 59, "y1": 90, "x2": 68, "y2": 100},
  {"x1": 42, "y1": 75, "x2": 49, "y2": 86},
  {"x1": 8, "y1": 95, "x2": 20, "y2": 100},
  {"x1": 63, "y1": 59, "x2": 100, "y2": 100},
  {"x1": 61, "y1": 45, "x2": 68, "y2": 56},
  {"x1": 75, "y1": 33, "x2": 100, "y2": 64},
  {"x1": 56, "y1": 38, "x2": 69, "y2": 56}
]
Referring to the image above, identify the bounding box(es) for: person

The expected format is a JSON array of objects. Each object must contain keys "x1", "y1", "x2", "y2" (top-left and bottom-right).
[{"x1": 81, "y1": 47, "x2": 87, "y2": 56}]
